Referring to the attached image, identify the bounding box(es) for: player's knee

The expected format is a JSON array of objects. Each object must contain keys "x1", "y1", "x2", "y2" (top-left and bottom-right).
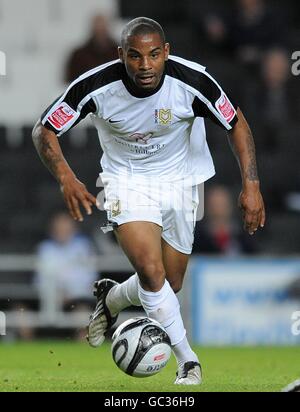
[{"x1": 136, "y1": 259, "x2": 165, "y2": 292}]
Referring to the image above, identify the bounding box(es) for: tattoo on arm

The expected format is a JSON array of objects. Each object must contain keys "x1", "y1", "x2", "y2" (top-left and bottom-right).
[
  {"x1": 227, "y1": 123, "x2": 259, "y2": 182},
  {"x1": 37, "y1": 135, "x2": 63, "y2": 175},
  {"x1": 245, "y1": 129, "x2": 258, "y2": 181},
  {"x1": 33, "y1": 126, "x2": 66, "y2": 181}
]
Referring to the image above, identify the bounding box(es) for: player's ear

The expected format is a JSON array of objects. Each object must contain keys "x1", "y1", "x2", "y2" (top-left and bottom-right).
[
  {"x1": 164, "y1": 43, "x2": 170, "y2": 61},
  {"x1": 118, "y1": 47, "x2": 124, "y2": 63}
]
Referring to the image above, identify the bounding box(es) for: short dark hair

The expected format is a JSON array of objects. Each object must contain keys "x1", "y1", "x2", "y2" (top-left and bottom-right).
[{"x1": 121, "y1": 17, "x2": 165, "y2": 49}]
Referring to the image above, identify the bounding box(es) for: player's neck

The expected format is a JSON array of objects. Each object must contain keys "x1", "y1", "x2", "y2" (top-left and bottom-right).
[{"x1": 121, "y1": 65, "x2": 165, "y2": 98}]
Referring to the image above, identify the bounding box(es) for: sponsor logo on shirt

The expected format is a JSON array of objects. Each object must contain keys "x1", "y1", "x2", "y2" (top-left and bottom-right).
[
  {"x1": 127, "y1": 132, "x2": 154, "y2": 144},
  {"x1": 216, "y1": 94, "x2": 235, "y2": 123},
  {"x1": 113, "y1": 136, "x2": 166, "y2": 156},
  {"x1": 47, "y1": 103, "x2": 76, "y2": 130},
  {"x1": 155, "y1": 109, "x2": 172, "y2": 125}
]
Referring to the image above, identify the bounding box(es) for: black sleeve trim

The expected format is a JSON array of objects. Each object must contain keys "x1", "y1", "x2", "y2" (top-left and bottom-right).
[
  {"x1": 41, "y1": 62, "x2": 122, "y2": 135},
  {"x1": 41, "y1": 95, "x2": 97, "y2": 135},
  {"x1": 166, "y1": 58, "x2": 238, "y2": 129},
  {"x1": 192, "y1": 96, "x2": 238, "y2": 130}
]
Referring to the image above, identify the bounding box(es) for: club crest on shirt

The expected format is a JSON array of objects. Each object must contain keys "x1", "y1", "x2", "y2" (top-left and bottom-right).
[{"x1": 155, "y1": 109, "x2": 172, "y2": 125}]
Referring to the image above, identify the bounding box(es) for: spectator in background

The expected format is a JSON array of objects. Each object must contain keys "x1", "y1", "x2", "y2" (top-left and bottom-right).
[
  {"x1": 203, "y1": 0, "x2": 286, "y2": 71},
  {"x1": 193, "y1": 185, "x2": 256, "y2": 255},
  {"x1": 245, "y1": 48, "x2": 300, "y2": 152},
  {"x1": 65, "y1": 14, "x2": 118, "y2": 83},
  {"x1": 35, "y1": 212, "x2": 98, "y2": 339},
  {"x1": 229, "y1": 0, "x2": 286, "y2": 69}
]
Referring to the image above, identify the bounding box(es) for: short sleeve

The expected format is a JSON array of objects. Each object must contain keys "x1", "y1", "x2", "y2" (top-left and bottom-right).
[
  {"x1": 191, "y1": 71, "x2": 238, "y2": 130},
  {"x1": 41, "y1": 76, "x2": 97, "y2": 136}
]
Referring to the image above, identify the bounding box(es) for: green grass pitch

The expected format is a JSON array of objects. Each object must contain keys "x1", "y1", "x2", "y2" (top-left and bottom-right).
[{"x1": 0, "y1": 341, "x2": 299, "y2": 392}]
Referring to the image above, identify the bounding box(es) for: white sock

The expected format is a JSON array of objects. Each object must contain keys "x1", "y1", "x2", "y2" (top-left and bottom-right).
[
  {"x1": 138, "y1": 280, "x2": 198, "y2": 367},
  {"x1": 106, "y1": 273, "x2": 141, "y2": 317},
  {"x1": 172, "y1": 337, "x2": 199, "y2": 368}
]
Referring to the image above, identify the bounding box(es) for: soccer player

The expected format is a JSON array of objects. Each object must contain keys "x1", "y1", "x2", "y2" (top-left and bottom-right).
[{"x1": 32, "y1": 17, "x2": 265, "y2": 385}]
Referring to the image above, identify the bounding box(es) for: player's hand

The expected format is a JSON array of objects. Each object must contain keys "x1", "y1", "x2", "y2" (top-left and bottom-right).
[
  {"x1": 238, "y1": 185, "x2": 265, "y2": 235},
  {"x1": 60, "y1": 174, "x2": 97, "y2": 222}
]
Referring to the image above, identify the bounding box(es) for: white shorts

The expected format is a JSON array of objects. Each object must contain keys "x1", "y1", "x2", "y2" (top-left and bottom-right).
[{"x1": 100, "y1": 173, "x2": 201, "y2": 254}]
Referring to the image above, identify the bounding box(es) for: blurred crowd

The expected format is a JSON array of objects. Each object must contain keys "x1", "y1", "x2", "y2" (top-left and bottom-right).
[{"x1": 65, "y1": 14, "x2": 118, "y2": 82}]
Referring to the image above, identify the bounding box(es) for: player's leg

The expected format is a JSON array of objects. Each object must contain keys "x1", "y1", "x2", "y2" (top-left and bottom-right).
[
  {"x1": 93, "y1": 173, "x2": 190, "y2": 316},
  {"x1": 87, "y1": 221, "x2": 164, "y2": 347},
  {"x1": 161, "y1": 238, "x2": 201, "y2": 384},
  {"x1": 113, "y1": 222, "x2": 201, "y2": 384},
  {"x1": 105, "y1": 237, "x2": 189, "y2": 317},
  {"x1": 155, "y1": 182, "x2": 201, "y2": 384},
  {"x1": 88, "y1": 171, "x2": 165, "y2": 347},
  {"x1": 162, "y1": 237, "x2": 189, "y2": 293},
  {"x1": 89, "y1": 176, "x2": 201, "y2": 382},
  {"x1": 105, "y1": 222, "x2": 164, "y2": 318},
  {"x1": 105, "y1": 271, "x2": 141, "y2": 316},
  {"x1": 114, "y1": 222, "x2": 165, "y2": 291}
]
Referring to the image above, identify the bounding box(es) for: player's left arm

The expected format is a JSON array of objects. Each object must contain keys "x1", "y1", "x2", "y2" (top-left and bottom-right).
[
  {"x1": 190, "y1": 66, "x2": 265, "y2": 234},
  {"x1": 227, "y1": 108, "x2": 265, "y2": 235}
]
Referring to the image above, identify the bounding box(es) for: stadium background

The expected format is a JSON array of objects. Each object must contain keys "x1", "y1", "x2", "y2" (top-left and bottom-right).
[{"x1": 0, "y1": 0, "x2": 300, "y2": 392}]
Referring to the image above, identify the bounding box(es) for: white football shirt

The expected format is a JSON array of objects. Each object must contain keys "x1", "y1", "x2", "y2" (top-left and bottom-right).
[{"x1": 41, "y1": 56, "x2": 238, "y2": 184}]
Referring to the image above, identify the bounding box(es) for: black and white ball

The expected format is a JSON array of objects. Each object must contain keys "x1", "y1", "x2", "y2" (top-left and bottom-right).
[{"x1": 111, "y1": 317, "x2": 171, "y2": 377}]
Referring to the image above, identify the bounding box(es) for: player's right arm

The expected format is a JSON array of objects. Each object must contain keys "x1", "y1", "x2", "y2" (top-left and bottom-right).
[
  {"x1": 32, "y1": 70, "x2": 100, "y2": 221},
  {"x1": 32, "y1": 120, "x2": 97, "y2": 221}
]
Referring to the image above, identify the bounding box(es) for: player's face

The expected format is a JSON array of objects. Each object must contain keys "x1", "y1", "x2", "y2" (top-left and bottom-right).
[{"x1": 119, "y1": 33, "x2": 169, "y2": 90}]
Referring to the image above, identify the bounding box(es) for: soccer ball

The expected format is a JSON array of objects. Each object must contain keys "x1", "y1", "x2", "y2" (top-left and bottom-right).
[{"x1": 111, "y1": 317, "x2": 171, "y2": 377}]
